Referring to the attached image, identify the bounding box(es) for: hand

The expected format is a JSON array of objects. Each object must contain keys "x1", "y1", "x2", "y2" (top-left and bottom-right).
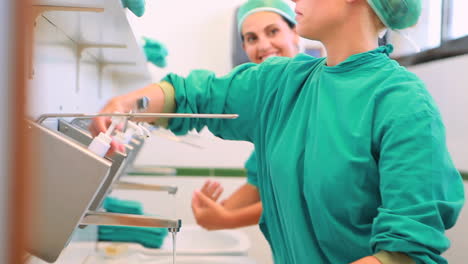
[
  {"x1": 89, "y1": 97, "x2": 129, "y2": 154},
  {"x1": 200, "y1": 180, "x2": 224, "y2": 202},
  {"x1": 191, "y1": 190, "x2": 232, "y2": 230},
  {"x1": 89, "y1": 84, "x2": 166, "y2": 155}
]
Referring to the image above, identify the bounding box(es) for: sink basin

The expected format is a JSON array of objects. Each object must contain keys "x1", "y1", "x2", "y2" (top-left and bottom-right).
[
  {"x1": 81, "y1": 254, "x2": 256, "y2": 264},
  {"x1": 97, "y1": 225, "x2": 250, "y2": 256},
  {"x1": 47, "y1": 236, "x2": 254, "y2": 264},
  {"x1": 144, "y1": 256, "x2": 257, "y2": 264}
]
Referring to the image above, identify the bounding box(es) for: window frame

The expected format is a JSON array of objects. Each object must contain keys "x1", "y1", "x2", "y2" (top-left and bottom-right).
[{"x1": 396, "y1": 0, "x2": 468, "y2": 66}]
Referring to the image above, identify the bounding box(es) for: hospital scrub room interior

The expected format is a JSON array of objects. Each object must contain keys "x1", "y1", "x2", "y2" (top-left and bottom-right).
[{"x1": 2, "y1": 0, "x2": 468, "y2": 263}]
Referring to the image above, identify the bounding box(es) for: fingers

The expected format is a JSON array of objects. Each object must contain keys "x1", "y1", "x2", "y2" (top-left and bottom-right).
[
  {"x1": 89, "y1": 98, "x2": 126, "y2": 137},
  {"x1": 89, "y1": 98, "x2": 129, "y2": 155},
  {"x1": 90, "y1": 116, "x2": 111, "y2": 137},
  {"x1": 200, "y1": 180, "x2": 211, "y2": 195},
  {"x1": 200, "y1": 180, "x2": 223, "y2": 201},
  {"x1": 115, "y1": 122, "x2": 125, "y2": 132},
  {"x1": 194, "y1": 191, "x2": 217, "y2": 208},
  {"x1": 212, "y1": 185, "x2": 223, "y2": 201},
  {"x1": 107, "y1": 140, "x2": 126, "y2": 156},
  {"x1": 192, "y1": 191, "x2": 231, "y2": 231},
  {"x1": 191, "y1": 191, "x2": 202, "y2": 215},
  {"x1": 192, "y1": 193, "x2": 209, "y2": 229}
]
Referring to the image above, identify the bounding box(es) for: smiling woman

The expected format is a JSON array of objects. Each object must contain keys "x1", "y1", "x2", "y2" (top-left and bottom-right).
[
  {"x1": 237, "y1": 0, "x2": 299, "y2": 64},
  {"x1": 241, "y1": 11, "x2": 299, "y2": 63}
]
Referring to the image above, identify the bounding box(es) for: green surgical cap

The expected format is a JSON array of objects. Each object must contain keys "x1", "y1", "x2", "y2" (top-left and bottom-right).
[
  {"x1": 143, "y1": 37, "x2": 168, "y2": 68},
  {"x1": 368, "y1": 0, "x2": 422, "y2": 30},
  {"x1": 237, "y1": 0, "x2": 297, "y2": 33},
  {"x1": 121, "y1": 0, "x2": 146, "y2": 17}
]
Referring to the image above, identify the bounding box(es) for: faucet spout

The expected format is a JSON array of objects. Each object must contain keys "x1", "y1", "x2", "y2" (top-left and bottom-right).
[
  {"x1": 113, "y1": 181, "x2": 178, "y2": 194},
  {"x1": 81, "y1": 211, "x2": 181, "y2": 232}
]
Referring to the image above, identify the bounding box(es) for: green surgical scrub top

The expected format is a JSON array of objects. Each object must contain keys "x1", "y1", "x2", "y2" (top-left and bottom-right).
[
  {"x1": 163, "y1": 45, "x2": 464, "y2": 264},
  {"x1": 245, "y1": 151, "x2": 258, "y2": 187}
]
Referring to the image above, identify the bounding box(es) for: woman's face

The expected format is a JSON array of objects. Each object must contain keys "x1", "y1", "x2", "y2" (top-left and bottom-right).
[
  {"x1": 241, "y1": 11, "x2": 299, "y2": 64},
  {"x1": 293, "y1": 0, "x2": 348, "y2": 41}
]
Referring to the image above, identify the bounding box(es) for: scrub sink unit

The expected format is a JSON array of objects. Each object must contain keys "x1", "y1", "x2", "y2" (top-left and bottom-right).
[
  {"x1": 97, "y1": 225, "x2": 251, "y2": 256},
  {"x1": 142, "y1": 256, "x2": 257, "y2": 264},
  {"x1": 82, "y1": 255, "x2": 257, "y2": 264}
]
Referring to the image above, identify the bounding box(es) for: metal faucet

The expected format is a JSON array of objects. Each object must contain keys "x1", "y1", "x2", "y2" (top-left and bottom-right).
[
  {"x1": 81, "y1": 211, "x2": 181, "y2": 232},
  {"x1": 113, "y1": 181, "x2": 178, "y2": 195}
]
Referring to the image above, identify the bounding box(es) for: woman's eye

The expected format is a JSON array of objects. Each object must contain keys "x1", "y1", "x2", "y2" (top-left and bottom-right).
[
  {"x1": 269, "y1": 28, "x2": 279, "y2": 36},
  {"x1": 246, "y1": 36, "x2": 257, "y2": 43}
]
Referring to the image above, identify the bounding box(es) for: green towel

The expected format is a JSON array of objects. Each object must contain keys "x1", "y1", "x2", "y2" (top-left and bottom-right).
[
  {"x1": 103, "y1": 196, "x2": 144, "y2": 215},
  {"x1": 143, "y1": 37, "x2": 169, "y2": 68},
  {"x1": 98, "y1": 225, "x2": 168, "y2": 248},
  {"x1": 99, "y1": 196, "x2": 168, "y2": 248},
  {"x1": 121, "y1": 0, "x2": 146, "y2": 17}
]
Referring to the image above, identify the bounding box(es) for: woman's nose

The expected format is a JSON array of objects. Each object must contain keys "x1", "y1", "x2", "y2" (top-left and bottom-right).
[{"x1": 256, "y1": 37, "x2": 272, "y2": 51}]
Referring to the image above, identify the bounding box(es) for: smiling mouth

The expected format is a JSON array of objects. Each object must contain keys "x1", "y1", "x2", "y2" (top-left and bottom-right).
[{"x1": 260, "y1": 53, "x2": 278, "y2": 62}]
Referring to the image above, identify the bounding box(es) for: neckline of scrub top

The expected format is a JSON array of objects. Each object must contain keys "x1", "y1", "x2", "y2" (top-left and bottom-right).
[{"x1": 322, "y1": 44, "x2": 394, "y2": 73}]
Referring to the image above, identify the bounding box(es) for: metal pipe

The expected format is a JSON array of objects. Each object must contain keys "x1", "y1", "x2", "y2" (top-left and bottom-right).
[
  {"x1": 81, "y1": 211, "x2": 181, "y2": 232},
  {"x1": 36, "y1": 112, "x2": 238, "y2": 124},
  {"x1": 126, "y1": 166, "x2": 177, "y2": 176},
  {"x1": 113, "y1": 181, "x2": 178, "y2": 194}
]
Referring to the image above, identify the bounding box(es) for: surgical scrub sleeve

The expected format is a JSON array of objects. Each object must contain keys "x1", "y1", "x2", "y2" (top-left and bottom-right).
[
  {"x1": 245, "y1": 151, "x2": 259, "y2": 187},
  {"x1": 160, "y1": 45, "x2": 464, "y2": 264}
]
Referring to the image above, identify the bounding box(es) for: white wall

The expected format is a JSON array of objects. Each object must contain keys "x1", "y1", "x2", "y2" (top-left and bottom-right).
[
  {"x1": 409, "y1": 54, "x2": 468, "y2": 172},
  {"x1": 0, "y1": 0, "x2": 13, "y2": 262},
  {"x1": 28, "y1": 1, "x2": 151, "y2": 120},
  {"x1": 128, "y1": 0, "x2": 247, "y2": 80},
  {"x1": 409, "y1": 55, "x2": 468, "y2": 263}
]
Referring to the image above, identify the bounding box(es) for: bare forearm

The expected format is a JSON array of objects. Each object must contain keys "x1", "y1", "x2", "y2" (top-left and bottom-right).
[
  {"x1": 111, "y1": 83, "x2": 166, "y2": 121},
  {"x1": 224, "y1": 202, "x2": 262, "y2": 229},
  {"x1": 222, "y1": 183, "x2": 260, "y2": 210}
]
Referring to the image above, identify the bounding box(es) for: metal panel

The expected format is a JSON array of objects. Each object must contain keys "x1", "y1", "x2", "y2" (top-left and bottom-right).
[
  {"x1": 57, "y1": 119, "x2": 128, "y2": 211},
  {"x1": 88, "y1": 152, "x2": 127, "y2": 211},
  {"x1": 25, "y1": 120, "x2": 111, "y2": 263},
  {"x1": 57, "y1": 119, "x2": 93, "y2": 146},
  {"x1": 124, "y1": 136, "x2": 144, "y2": 172}
]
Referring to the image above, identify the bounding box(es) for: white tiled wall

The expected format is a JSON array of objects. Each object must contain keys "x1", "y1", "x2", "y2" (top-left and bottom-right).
[{"x1": 409, "y1": 54, "x2": 468, "y2": 172}]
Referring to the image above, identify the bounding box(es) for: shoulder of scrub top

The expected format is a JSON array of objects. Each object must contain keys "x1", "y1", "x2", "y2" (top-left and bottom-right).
[
  {"x1": 260, "y1": 53, "x2": 324, "y2": 65},
  {"x1": 258, "y1": 53, "x2": 325, "y2": 74}
]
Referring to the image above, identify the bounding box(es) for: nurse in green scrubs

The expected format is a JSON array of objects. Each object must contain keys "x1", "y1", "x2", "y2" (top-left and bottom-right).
[
  {"x1": 192, "y1": 0, "x2": 300, "y2": 231},
  {"x1": 91, "y1": 0, "x2": 465, "y2": 263}
]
